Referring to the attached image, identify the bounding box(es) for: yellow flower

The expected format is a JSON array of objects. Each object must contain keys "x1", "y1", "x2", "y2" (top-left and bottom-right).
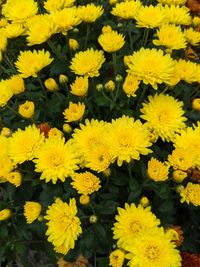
[
  {"x1": 18, "y1": 101, "x2": 35, "y2": 119},
  {"x1": 4, "y1": 23, "x2": 25, "y2": 38},
  {"x1": 8, "y1": 124, "x2": 44, "y2": 164},
  {"x1": 108, "y1": 116, "x2": 152, "y2": 166},
  {"x1": 44, "y1": 0, "x2": 75, "y2": 13},
  {"x1": 70, "y1": 76, "x2": 88, "y2": 97},
  {"x1": 70, "y1": 48, "x2": 105, "y2": 77},
  {"x1": 1, "y1": 127, "x2": 12, "y2": 137},
  {"x1": 168, "y1": 148, "x2": 196, "y2": 171},
  {"x1": 179, "y1": 182, "x2": 200, "y2": 206},
  {"x1": 127, "y1": 48, "x2": 175, "y2": 89},
  {"x1": 139, "y1": 196, "x2": 150, "y2": 208},
  {"x1": 184, "y1": 28, "x2": 200, "y2": 46},
  {"x1": 125, "y1": 228, "x2": 181, "y2": 267},
  {"x1": 173, "y1": 170, "x2": 187, "y2": 183},
  {"x1": 192, "y1": 98, "x2": 200, "y2": 111},
  {"x1": 6, "y1": 171, "x2": 22, "y2": 187},
  {"x1": 79, "y1": 194, "x2": 90, "y2": 205},
  {"x1": 153, "y1": 24, "x2": 186, "y2": 50},
  {"x1": 63, "y1": 123, "x2": 72, "y2": 133},
  {"x1": 34, "y1": 137, "x2": 79, "y2": 184},
  {"x1": 111, "y1": 0, "x2": 142, "y2": 20},
  {"x1": 123, "y1": 74, "x2": 140, "y2": 97},
  {"x1": 59, "y1": 74, "x2": 68, "y2": 85},
  {"x1": 69, "y1": 38, "x2": 79, "y2": 51},
  {"x1": 45, "y1": 198, "x2": 82, "y2": 254},
  {"x1": 109, "y1": 249, "x2": 125, "y2": 267},
  {"x1": 140, "y1": 94, "x2": 186, "y2": 142},
  {"x1": 71, "y1": 172, "x2": 101, "y2": 195},
  {"x1": 48, "y1": 128, "x2": 63, "y2": 138},
  {"x1": 0, "y1": 209, "x2": 11, "y2": 221},
  {"x1": 98, "y1": 29, "x2": 125, "y2": 53},
  {"x1": 193, "y1": 16, "x2": 200, "y2": 26},
  {"x1": 44, "y1": 78, "x2": 59, "y2": 92},
  {"x1": 24, "y1": 201, "x2": 42, "y2": 224},
  {"x1": 0, "y1": 155, "x2": 14, "y2": 181},
  {"x1": 0, "y1": 81, "x2": 13, "y2": 107},
  {"x1": 135, "y1": 5, "x2": 165, "y2": 28},
  {"x1": 63, "y1": 102, "x2": 85, "y2": 123},
  {"x1": 26, "y1": 14, "x2": 56, "y2": 46},
  {"x1": 0, "y1": 135, "x2": 9, "y2": 156},
  {"x1": 15, "y1": 50, "x2": 53, "y2": 78},
  {"x1": 6, "y1": 75, "x2": 25, "y2": 95},
  {"x1": 113, "y1": 203, "x2": 160, "y2": 250},
  {"x1": 78, "y1": 4, "x2": 104, "y2": 23},
  {"x1": 105, "y1": 80, "x2": 115, "y2": 92},
  {"x1": 2, "y1": 0, "x2": 38, "y2": 23},
  {"x1": 157, "y1": 0, "x2": 186, "y2": 4},
  {"x1": 162, "y1": 5, "x2": 192, "y2": 25},
  {"x1": 147, "y1": 158, "x2": 169, "y2": 182},
  {"x1": 0, "y1": 34, "x2": 7, "y2": 52},
  {"x1": 52, "y1": 7, "x2": 81, "y2": 35},
  {"x1": 102, "y1": 25, "x2": 112, "y2": 33}
]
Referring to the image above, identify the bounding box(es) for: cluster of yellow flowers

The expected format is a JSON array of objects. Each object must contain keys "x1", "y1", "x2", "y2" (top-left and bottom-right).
[{"x1": 0, "y1": 0, "x2": 200, "y2": 265}]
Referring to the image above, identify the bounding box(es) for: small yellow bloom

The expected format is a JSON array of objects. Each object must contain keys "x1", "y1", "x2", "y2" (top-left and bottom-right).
[
  {"x1": 59, "y1": 74, "x2": 68, "y2": 84},
  {"x1": 193, "y1": 16, "x2": 200, "y2": 26},
  {"x1": 109, "y1": 249, "x2": 125, "y2": 267},
  {"x1": 4, "y1": 23, "x2": 25, "y2": 39},
  {"x1": 78, "y1": 4, "x2": 104, "y2": 23},
  {"x1": 123, "y1": 74, "x2": 140, "y2": 97},
  {"x1": 0, "y1": 209, "x2": 11, "y2": 221},
  {"x1": 18, "y1": 101, "x2": 35, "y2": 119},
  {"x1": 24, "y1": 201, "x2": 42, "y2": 224},
  {"x1": 180, "y1": 182, "x2": 200, "y2": 206},
  {"x1": 1, "y1": 127, "x2": 12, "y2": 137},
  {"x1": 0, "y1": 34, "x2": 7, "y2": 52},
  {"x1": 105, "y1": 80, "x2": 115, "y2": 92},
  {"x1": 139, "y1": 196, "x2": 150, "y2": 207},
  {"x1": 111, "y1": 0, "x2": 142, "y2": 20},
  {"x1": 69, "y1": 38, "x2": 79, "y2": 51},
  {"x1": 7, "y1": 75, "x2": 25, "y2": 95},
  {"x1": 63, "y1": 102, "x2": 85, "y2": 122},
  {"x1": 0, "y1": 82, "x2": 13, "y2": 108},
  {"x1": 70, "y1": 76, "x2": 88, "y2": 97},
  {"x1": 79, "y1": 194, "x2": 90, "y2": 205},
  {"x1": 44, "y1": 0, "x2": 75, "y2": 13},
  {"x1": 192, "y1": 98, "x2": 200, "y2": 111},
  {"x1": 98, "y1": 29, "x2": 125, "y2": 53},
  {"x1": 147, "y1": 158, "x2": 169, "y2": 182},
  {"x1": 63, "y1": 123, "x2": 72, "y2": 133},
  {"x1": 6, "y1": 171, "x2": 22, "y2": 187},
  {"x1": 102, "y1": 25, "x2": 112, "y2": 33},
  {"x1": 44, "y1": 78, "x2": 59, "y2": 92},
  {"x1": 173, "y1": 170, "x2": 187, "y2": 183},
  {"x1": 184, "y1": 28, "x2": 200, "y2": 46},
  {"x1": 89, "y1": 215, "x2": 98, "y2": 224},
  {"x1": 48, "y1": 128, "x2": 63, "y2": 138}
]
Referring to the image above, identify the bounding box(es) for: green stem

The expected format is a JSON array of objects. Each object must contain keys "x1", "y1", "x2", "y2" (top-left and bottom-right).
[
  {"x1": 163, "y1": 86, "x2": 170, "y2": 94},
  {"x1": 37, "y1": 75, "x2": 46, "y2": 93},
  {"x1": 142, "y1": 28, "x2": 150, "y2": 47},
  {"x1": 139, "y1": 86, "x2": 148, "y2": 104},
  {"x1": 112, "y1": 52, "x2": 117, "y2": 77},
  {"x1": 114, "y1": 82, "x2": 120, "y2": 101},
  {"x1": 128, "y1": 26, "x2": 133, "y2": 51},
  {"x1": 128, "y1": 163, "x2": 133, "y2": 179},
  {"x1": 4, "y1": 54, "x2": 16, "y2": 73},
  {"x1": 84, "y1": 24, "x2": 90, "y2": 49},
  {"x1": 6, "y1": 105, "x2": 21, "y2": 117},
  {"x1": 47, "y1": 40, "x2": 59, "y2": 56}
]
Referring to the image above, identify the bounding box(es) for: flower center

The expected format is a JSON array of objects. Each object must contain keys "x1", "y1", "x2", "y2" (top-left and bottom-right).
[
  {"x1": 131, "y1": 221, "x2": 141, "y2": 233},
  {"x1": 145, "y1": 245, "x2": 160, "y2": 261}
]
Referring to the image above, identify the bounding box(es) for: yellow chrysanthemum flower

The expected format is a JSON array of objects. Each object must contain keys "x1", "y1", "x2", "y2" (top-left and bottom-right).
[
  {"x1": 98, "y1": 29, "x2": 125, "y2": 53},
  {"x1": 6, "y1": 171, "x2": 22, "y2": 187},
  {"x1": 4, "y1": 23, "x2": 25, "y2": 38},
  {"x1": 71, "y1": 172, "x2": 101, "y2": 195},
  {"x1": 184, "y1": 28, "x2": 200, "y2": 46},
  {"x1": 135, "y1": 5, "x2": 165, "y2": 28},
  {"x1": 78, "y1": 4, "x2": 104, "y2": 23},
  {"x1": 162, "y1": 5, "x2": 192, "y2": 25},
  {"x1": 173, "y1": 123, "x2": 200, "y2": 169},
  {"x1": 15, "y1": 50, "x2": 53, "y2": 78},
  {"x1": 153, "y1": 24, "x2": 186, "y2": 50},
  {"x1": 168, "y1": 148, "x2": 196, "y2": 171},
  {"x1": 70, "y1": 48, "x2": 105, "y2": 77},
  {"x1": 44, "y1": 0, "x2": 75, "y2": 13},
  {"x1": 44, "y1": 78, "x2": 59, "y2": 92},
  {"x1": 24, "y1": 201, "x2": 42, "y2": 224},
  {"x1": 193, "y1": 16, "x2": 200, "y2": 26},
  {"x1": 109, "y1": 249, "x2": 125, "y2": 267},
  {"x1": 34, "y1": 137, "x2": 79, "y2": 184},
  {"x1": 125, "y1": 228, "x2": 181, "y2": 267},
  {"x1": 2, "y1": 0, "x2": 38, "y2": 23},
  {"x1": 8, "y1": 125, "x2": 44, "y2": 164},
  {"x1": 63, "y1": 102, "x2": 85, "y2": 123},
  {"x1": 127, "y1": 48, "x2": 175, "y2": 89},
  {"x1": 108, "y1": 116, "x2": 152, "y2": 166},
  {"x1": 113, "y1": 203, "x2": 160, "y2": 250},
  {"x1": 69, "y1": 38, "x2": 79, "y2": 51},
  {"x1": 140, "y1": 94, "x2": 186, "y2": 142},
  {"x1": 0, "y1": 155, "x2": 14, "y2": 182},
  {"x1": 48, "y1": 128, "x2": 63, "y2": 138},
  {"x1": 18, "y1": 101, "x2": 35, "y2": 119},
  {"x1": 52, "y1": 7, "x2": 81, "y2": 35},
  {"x1": 45, "y1": 198, "x2": 82, "y2": 254},
  {"x1": 180, "y1": 182, "x2": 200, "y2": 206},
  {"x1": 111, "y1": 0, "x2": 141, "y2": 20},
  {"x1": 157, "y1": 0, "x2": 186, "y2": 5},
  {"x1": 26, "y1": 14, "x2": 56, "y2": 46},
  {"x1": 70, "y1": 76, "x2": 88, "y2": 97},
  {"x1": 147, "y1": 158, "x2": 169, "y2": 182},
  {"x1": 173, "y1": 170, "x2": 187, "y2": 183},
  {"x1": 123, "y1": 74, "x2": 140, "y2": 97},
  {"x1": 192, "y1": 98, "x2": 200, "y2": 111},
  {"x1": 6, "y1": 75, "x2": 25, "y2": 95},
  {"x1": 0, "y1": 209, "x2": 11, "y2": 221},
  {"x1": 0, "y1": 81, "x2": 13, "y2": 107}
]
